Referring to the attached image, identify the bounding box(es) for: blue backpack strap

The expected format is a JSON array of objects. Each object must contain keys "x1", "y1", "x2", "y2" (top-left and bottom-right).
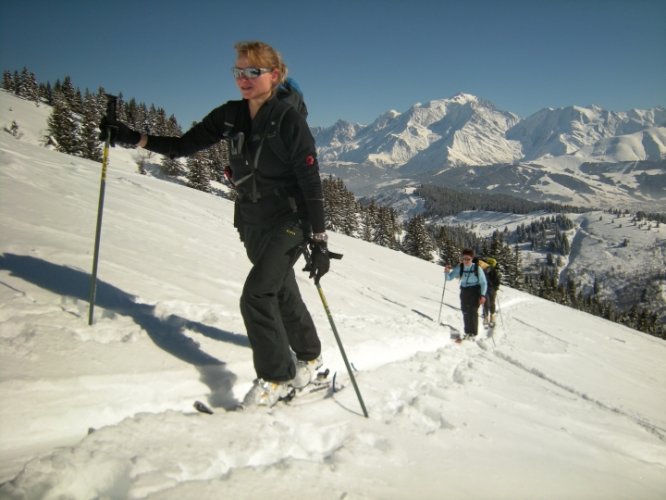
[
  {"x1": 459, "y1": 260, "x2": 480, "y2": 282},
  {"x1": 276, "y1": 77, "x2": 308, "y2": 119}
]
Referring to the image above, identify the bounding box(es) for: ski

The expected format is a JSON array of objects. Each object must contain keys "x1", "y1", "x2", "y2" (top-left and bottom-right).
[
  {"x1": 282, "y1": 369, "x2": 345, "y2": 407},
  {"x1": 454, "y1": 335, "x2": 478, "y2": 344},
  {"x1": 193, "y1": 369, "x2": 341, "y2": 415},
  {"x1": 194, "y1": 400, "x2": 214, "y2": 414}
]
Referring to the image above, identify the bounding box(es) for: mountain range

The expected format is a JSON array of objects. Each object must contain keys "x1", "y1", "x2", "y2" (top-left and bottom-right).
[{"x1": 313, "y1": 93, "x2": 666, "y2": 210}]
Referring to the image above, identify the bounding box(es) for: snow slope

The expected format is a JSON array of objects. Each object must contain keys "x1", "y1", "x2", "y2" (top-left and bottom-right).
[{"x1": 1, "y1": 92, "x2": 665, "y2": 499}]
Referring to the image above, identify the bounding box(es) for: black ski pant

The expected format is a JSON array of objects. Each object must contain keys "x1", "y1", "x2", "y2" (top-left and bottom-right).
[
  {"x1": 239, "y1": 220, "x2": 321, "y2": 382},
  {"x1": 460, "y1": 285, "x2": 482, "y2": 335}
]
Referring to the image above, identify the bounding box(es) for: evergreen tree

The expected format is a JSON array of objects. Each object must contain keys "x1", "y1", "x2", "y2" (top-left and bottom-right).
[
  {"x1": 135, "y1": 102, "x2": 149, "y2": 132},
  {"x1": 60, "y1": 76, "x2": 81, "y2": 114},
  {"x1": 373, "y1": 206, "x2": 396, "y2": 248},
  {"x1": 359, "y1": 200, "x2": 378, "y2": 242},
  {"x1": 2, "y1": 70, "x2": 14, "y2": 92},
  {"x1": 341, "y1": 189, "x2": 359, "y2": 236},
  {"x1": 403, "y1": 215, "x2": 436, "y2": 261},
  {"x1": 186, "y1": 151, "x2": 211, "y2": 192},
  {"x1": 152, "y1": 107, "x2": 169, "y2": 135},
  {"x1": 39, "y1": 82, "x2": 54, "y2": 105},
  {"x1": 323, "y1": 177, "x2": 346, "y2": 231},
  {"x1": 80, "y1": 90, "x2": 103, "y2": 162},
  {"x1": 47, "y1": 90, "x2": 82, "y2": 155},
  {"x1": 204, "y1": 142, "x2": 225, "y2": 182},
  {"x1": 21, "y1": 68, "x2": 40, "y2": 102},
  {"x1": 506, "y1": 244, "x2": 522, "y2": 287},
  {"x1": 12, "y1": 70, "x2": 20, "y2": 95},
  {"x1": 159, "y1": 115, "x2": 183, "y2": 176},
  {"x1": 436, "y1": 227, "x2": 459, "y2": 266},
  {"x1": 161, "y1": 157, "x2": 183, "y2": 176}
]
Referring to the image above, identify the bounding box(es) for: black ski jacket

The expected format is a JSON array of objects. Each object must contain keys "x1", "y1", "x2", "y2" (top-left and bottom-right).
[{"x1": 143, "y1": 95, "x2": 325, "y2": 234}]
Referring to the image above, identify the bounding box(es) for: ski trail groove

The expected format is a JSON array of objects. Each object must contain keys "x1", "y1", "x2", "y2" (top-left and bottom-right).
[{"x1": 493, "y1": 350, "x2": 666, "y2": 442}]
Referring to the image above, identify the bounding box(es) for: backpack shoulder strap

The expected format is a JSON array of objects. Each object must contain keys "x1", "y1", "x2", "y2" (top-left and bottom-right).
[
  {"x1": 222, "y1": 100, "x2": 244, "y2": 135},
  {"x1": 265, "y1": 99, "x2": 295, "y2": 164},
  {"x1": 221, "y1": 100, "x2": 250, "y2": 187},
  {"x1": 276, "y1": 78, "x2": 308, "y2": 119},
  {"x1": 472, "y1": 257, "x2": 480, "y2": 278},
  {"x1": 267, "y1": 78, "x2": 308, "y2": 163}
]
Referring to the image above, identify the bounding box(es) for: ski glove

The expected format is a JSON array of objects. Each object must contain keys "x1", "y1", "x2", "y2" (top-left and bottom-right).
[
  {"x1": 304, "y1": 240, "x2": 343, "y2": 284},
  {"x1": 307, "y1": 240, "x2": 330, "y2": 284},
  {"x1": 98, "y1": 117, "x2": 140, "y2": 147}
]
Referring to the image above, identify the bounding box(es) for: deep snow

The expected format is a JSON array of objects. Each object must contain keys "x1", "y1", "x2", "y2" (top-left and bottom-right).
[{"x1": 1, "y1": 91, "x2": 665, "y2": 499}]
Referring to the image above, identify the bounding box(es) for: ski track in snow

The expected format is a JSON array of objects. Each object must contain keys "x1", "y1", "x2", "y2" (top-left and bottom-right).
[
  {"x1": 492, "y1": 349, "x2": 666, "y2": 442},
  {"x1": 0, "y1": 325, "x2": 482, "y2": 498}
]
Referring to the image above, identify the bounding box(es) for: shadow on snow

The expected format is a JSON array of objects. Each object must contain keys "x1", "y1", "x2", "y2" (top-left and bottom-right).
[{"x1": 0, "y1": 253, "x2": 246, "y2": 409}]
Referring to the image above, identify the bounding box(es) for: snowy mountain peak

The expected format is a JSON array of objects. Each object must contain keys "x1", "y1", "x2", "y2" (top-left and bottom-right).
[
  {"x1": 448, "y1": 92, "x2": 480, "y2": 105},
  {"x1": 315, "y1": 92, "x2": 522, "y2": 169},
  {"x1": 314, "y1": 93, "x2": 665, "y2": 172},
  {"x1": 507, "y1": 104, "x2": 666, "y2": 161}
]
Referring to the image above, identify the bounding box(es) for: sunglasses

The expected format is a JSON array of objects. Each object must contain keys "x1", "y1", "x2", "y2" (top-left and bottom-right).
[{"x1": 232, "y1": 67, "x2": 272, "y2": 79}]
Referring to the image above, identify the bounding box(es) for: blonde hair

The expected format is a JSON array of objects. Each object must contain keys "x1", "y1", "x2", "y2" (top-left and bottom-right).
[{"x1": 234, "y1": 41, "x2": 288, "y2": 84}]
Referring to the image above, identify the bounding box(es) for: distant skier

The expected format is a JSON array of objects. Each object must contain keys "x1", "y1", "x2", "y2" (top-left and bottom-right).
[
  {"x1": 99, "y1": 41, "x2": 332, "y2": 407},
  {"x1": 482, "y1": 257, "x2": 501, "y2": 327},
  {"x1": 444, "y1": 249, "x2": 487, "y2": 338}
]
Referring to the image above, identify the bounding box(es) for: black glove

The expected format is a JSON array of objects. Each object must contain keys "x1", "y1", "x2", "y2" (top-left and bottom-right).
[
  {"x1": 98, "y1": 116, "x2": 140, "y2": 147},
  {"x1": 307, "y1": 240, "x2": 330, "y2": 284}
]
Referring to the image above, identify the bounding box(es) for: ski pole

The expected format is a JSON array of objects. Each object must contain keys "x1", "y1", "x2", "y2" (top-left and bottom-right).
[
  {"x1": 88, "y1": 94, "x2": 117, "y2": 325},
  {"x1": 489, "y1": 295, "x2": 497, "y2": 347},
  {"x1": 497, "y1": 292, "x2": 505, "y2": 330},
  {"x1": 303, "y1": 244, "x2": 369, "y2": 418},
  {"x1": 436, "y1": 272, "x2": 447, "y2": 325}
]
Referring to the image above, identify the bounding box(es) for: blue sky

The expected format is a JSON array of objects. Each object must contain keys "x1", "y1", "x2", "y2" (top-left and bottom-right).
[{"x1": 1, "y1": 0, "x2": 665, "y2": 128}]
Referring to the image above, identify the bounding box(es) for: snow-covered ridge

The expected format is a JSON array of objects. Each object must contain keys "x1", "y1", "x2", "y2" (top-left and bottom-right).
[{"x1": 313, "y1": 93, "x2": 666, "y2": 170}]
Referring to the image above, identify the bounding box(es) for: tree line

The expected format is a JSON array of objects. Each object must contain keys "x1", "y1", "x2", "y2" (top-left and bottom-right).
[
  {"x1": 322, "y1": 176, "x2": 522, "y2": 284},
  {"x1": 417, "y1": 183, "x2": 586, "y2": 216},
  {"x1": 523, "y1": 261, "x2": 664, "y2": 339},
  {"x1": 2, "y1": 67, "x2": 222, "y2": 193},
  {"x1": 513, "y1": 215, "x2": 573, "y2": 255},
  {"x1": 324, "y1": 179, "x2": 664, "y2": 338}
]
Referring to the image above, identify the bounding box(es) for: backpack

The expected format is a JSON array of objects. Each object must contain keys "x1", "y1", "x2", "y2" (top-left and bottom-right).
[
  {"x1": 275, "y1": 78, "x2": 308, "y2": 120},
  {"x1": 223, "y1": 78, "x2": 308, "y2": 201},
  {"x1": 458, "y1": 256, "x2": 500, "y2": 290},
  {"x1": 487, "y1": 263, "x2": 501, "y2": 289},
  {"x1": 477, "y1": 257, "x2": 502, "y2": 290}
]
